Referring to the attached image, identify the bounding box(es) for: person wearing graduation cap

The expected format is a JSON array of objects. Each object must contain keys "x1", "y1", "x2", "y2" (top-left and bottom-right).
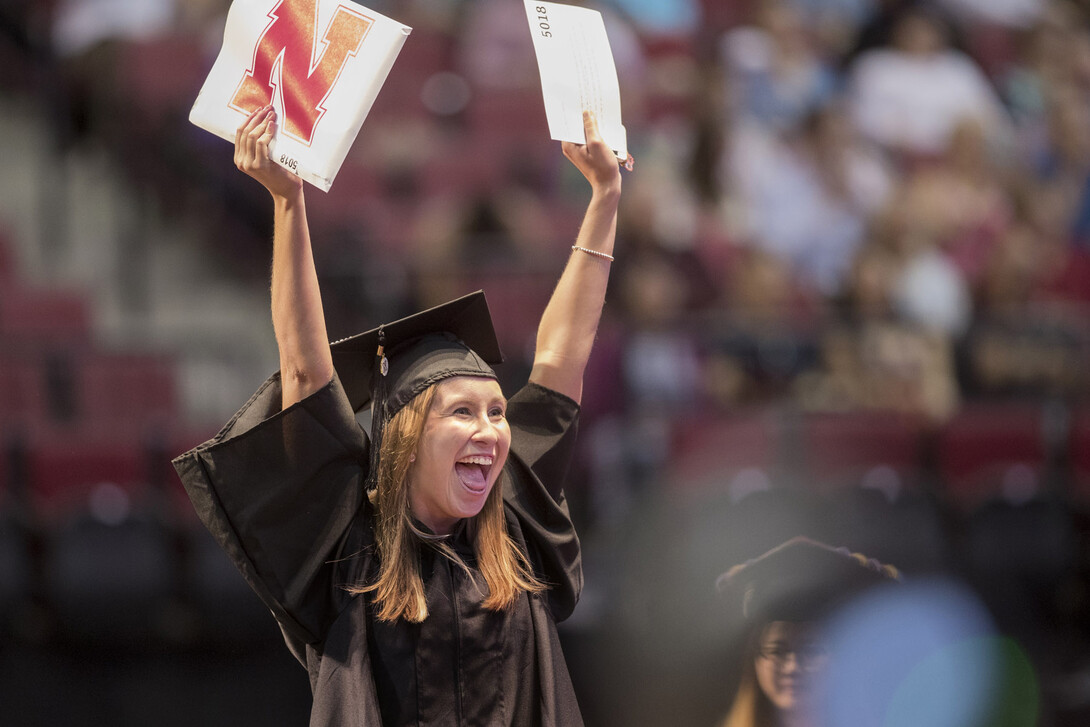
[
  {"x1": 714, "y1": 537, "x2": 901, "y2": 727},
  {"x1": 172, "y1": 104, "x2": 624, "y2": 726}
]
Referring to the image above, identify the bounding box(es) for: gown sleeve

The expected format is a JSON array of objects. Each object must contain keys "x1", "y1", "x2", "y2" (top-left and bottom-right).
[
  {"x1": 171, "y1": 373, "x2": 373, "y2": 648},
  {"x1": 503, "y1": 382, "x2": 583, "y2": 622}
]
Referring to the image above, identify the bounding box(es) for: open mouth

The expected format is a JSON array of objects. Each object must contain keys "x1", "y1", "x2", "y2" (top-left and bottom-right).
[{"x1": 455, "y1": 455, "x2": 493, "y2": 494}]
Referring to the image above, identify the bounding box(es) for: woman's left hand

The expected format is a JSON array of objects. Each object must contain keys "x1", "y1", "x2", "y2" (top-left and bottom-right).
[{"x1": 562, "y1": 110, "x2": 623, "y2": 196}]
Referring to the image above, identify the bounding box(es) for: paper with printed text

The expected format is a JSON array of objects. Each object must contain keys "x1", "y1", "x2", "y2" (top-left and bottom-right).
[{"x1": 524, "y1": 1, "x2": 627, "y2": 161}]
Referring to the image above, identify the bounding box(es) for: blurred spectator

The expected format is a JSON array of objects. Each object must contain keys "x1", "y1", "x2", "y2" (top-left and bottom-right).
[
  {"x1": 974, "y1": 166, "x2": 1090, "y2": 313},
  {"x1": 793, "y1": 217, "x2": 963, "y2": 422},
  {"x1": 721, "y1": 0, "x2": 841, "y2": 132},
  {"x1": 962, "y1": 183, "x2": 1090, "y2": 397},
  {"x1": 703, "y1": 244, "x2": 823, "y2": 408},
  {"x1": 846, "y1": 117, "x2": 1011, "y2": 341},
  {"x1": 616, "y1": 250, "x2": 704, "y2": 415},
  {"x1": 796, "y1": 319, "x2": 961, "y2": 423},
  {"x1": 725, "y1": 101, "x2": 894, "y2": 297},
  {"x1": 583, "y1": 198, "x2": 712, "y2": 523},
  {"x1": 789, "y1": 0, "x2": 878, "y2": 58},
  {"x1": 48, "y1": 0, "x2": 175, "y2": 146},
  {"x1": 888, "y1": 117, "x2": 1013, "y2": 289},
  {"x1": 1028, "y1": 86, "x2": 1090, "y2": 247},
  {"x1": 977, "y1": 217, "x2": 1049, "y2": 314},
  {"x1": 934, "y1": 0, "x2": 1034, "y2": 83},
  {"x1": 961, "y1": 314, "x2": 1087, "y2": 397},
  {"x1": 1001, "y1": 2, "x2": 1090, "y2": 164},
  {"x1": 891, "y1": 243, "x2": 973, "y2": 337},
  {"x1": 616, "y1": 122, "x2": 713, "y2": 257},
  {"x1": 845, "y1": 3, "x2": 1013, "y2": 158},
  {"x1": 578, "y1": 252, "x2": 705, "y2": 527},
  {"x1": 686, "y1": 58, "x2": 731, "y2": 208},
  {"x1": 409, "y1": 184, "x2": 555, "y2": 272},
  {"x1": 617, "y1": 248, "x2": 703, "y2": 468}
]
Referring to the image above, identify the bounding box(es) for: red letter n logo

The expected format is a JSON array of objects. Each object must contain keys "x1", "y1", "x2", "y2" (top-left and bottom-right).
[{"x1": 231, "y1": 1, "x2": 372, "y2": 146}]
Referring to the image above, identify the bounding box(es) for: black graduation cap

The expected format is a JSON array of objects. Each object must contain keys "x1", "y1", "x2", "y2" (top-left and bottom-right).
[
  {"x1": 329, "y1": 290, "x2": 504, "y2": 488},
  {"x1": 330, "y1": 290, "x2": 504, "y2": 414},
  {"x1": 716, "y1": 537, "x2": 900, "y2": 625}
]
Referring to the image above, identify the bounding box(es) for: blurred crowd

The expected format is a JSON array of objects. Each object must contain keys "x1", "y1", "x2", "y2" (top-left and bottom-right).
[
  {"x1": 13, "y1": 0, "x2": 1089, "y2": 396},
  {"x1": 3, "y1": 0, "x2": 1090, "y2": 723}
]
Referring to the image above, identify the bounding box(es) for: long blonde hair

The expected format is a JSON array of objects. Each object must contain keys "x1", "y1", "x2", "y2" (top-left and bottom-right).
[{"x1": 348, "y1": 382, "x2": 546, "y2": 623}]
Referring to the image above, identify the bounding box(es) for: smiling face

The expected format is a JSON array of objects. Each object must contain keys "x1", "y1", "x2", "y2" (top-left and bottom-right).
[
  {"x1": 407, "y1": 375, "x2": 511, "y2": 535},
  {"x1": 754, "y1": 621, "x2": 828, "y2": 717}
]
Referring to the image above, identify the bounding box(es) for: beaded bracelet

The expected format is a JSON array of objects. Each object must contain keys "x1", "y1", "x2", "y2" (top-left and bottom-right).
[{"x1": 571, "y1": 245, "x2": 614, "y2": 262}]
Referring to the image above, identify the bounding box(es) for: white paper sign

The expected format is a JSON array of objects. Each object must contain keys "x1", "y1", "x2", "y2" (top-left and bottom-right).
[
  {"x1": 189, "y1": 0, "x2": 411, "y2": 191},
  {"x1": 524, "y1": 1, "x2": 627, "y2": 161}
]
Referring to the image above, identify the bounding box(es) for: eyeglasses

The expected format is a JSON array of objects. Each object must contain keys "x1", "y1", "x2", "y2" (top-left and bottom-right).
[{"x1": 757, "y1": 643, "x2": 830, "y2": 671}]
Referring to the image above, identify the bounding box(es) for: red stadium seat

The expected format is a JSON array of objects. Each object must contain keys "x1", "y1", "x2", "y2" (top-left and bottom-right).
[
  {"x1": 668, "y1": 408, "x2": 779, "y2": 495},
  {"x1": 0, "y1": 354, "x2": 48, "y2": 427},
  {"x1": 801, "y1": 410, "x2": 925, "y2": 495},
  {"x1": 27, "y1": 437, "x2": 146, "y2": 517},
  {"x1": 0, "y1": 283, "x2": 91, "y2": 344},
  {"x1": 936, "y1": 402, "x2": 1047, "y2": 510},
  {"x1": 74, "y1": 352, "x2": 178, "y2": 435}
]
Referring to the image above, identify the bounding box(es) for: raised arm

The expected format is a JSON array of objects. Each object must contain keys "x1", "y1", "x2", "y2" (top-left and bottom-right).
[
  {"x1": 234, "y1": 105, "x2": 334, "y2": 409},
  {"x1": 529, "y1": 111, "x2": 623, "y2": 403}
]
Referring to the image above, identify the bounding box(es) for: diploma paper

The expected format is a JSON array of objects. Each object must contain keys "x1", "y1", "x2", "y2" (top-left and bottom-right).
[
  {"x1": 524, "y1": 1, "x2": 627, "y2": 160},
  {"x1": 189, "y1": 0, "x2": 410, "y2": 191}
]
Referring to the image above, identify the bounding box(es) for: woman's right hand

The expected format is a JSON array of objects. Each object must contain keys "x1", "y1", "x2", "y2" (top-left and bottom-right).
[{"x1": 234, "y1": 104, "x2": 304, "y2": 200}]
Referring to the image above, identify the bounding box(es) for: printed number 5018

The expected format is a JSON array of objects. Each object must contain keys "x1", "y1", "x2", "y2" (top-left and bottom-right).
[{"x1": 535, "y1": 6, "x2": 551, "y2": 37}]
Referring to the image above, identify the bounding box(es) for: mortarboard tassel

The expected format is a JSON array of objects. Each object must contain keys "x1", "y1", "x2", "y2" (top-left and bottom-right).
[{"x1": 367, "y1": 326, "x2": 388, "y2": 492}]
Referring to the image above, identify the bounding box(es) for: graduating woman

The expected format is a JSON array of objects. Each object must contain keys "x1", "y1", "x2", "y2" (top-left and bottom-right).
[{"x1": 173, "y1": 105, "x2": 624, "y2": 726}]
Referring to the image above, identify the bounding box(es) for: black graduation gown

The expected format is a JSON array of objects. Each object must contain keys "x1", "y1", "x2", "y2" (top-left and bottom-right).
[{"x1": 172, "y1": 374, "x2": 585, "y2": 726}]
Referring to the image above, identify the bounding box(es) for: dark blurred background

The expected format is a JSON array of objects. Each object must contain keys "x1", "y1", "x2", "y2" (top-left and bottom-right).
[{"x1": 1, "y1": 0, "x2": 1090, "y2": 724}]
